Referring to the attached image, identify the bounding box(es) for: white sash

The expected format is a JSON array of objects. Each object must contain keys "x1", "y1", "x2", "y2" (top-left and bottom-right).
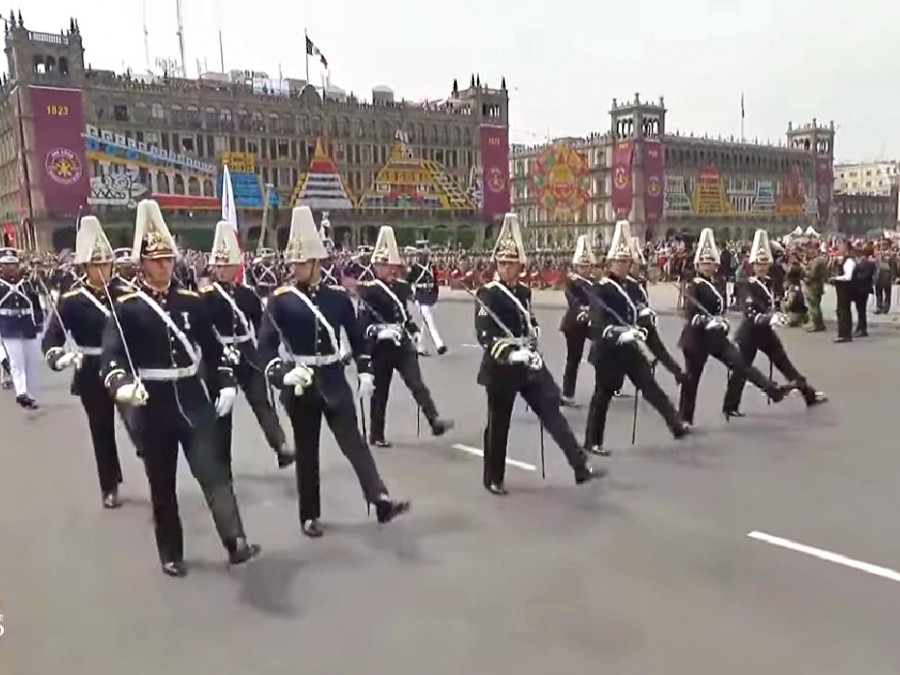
[
  {"x1": 0, "y1": 278, "x2": 35, "y2": 320},
  {"x1": 77, "y1": 287, "x2": 111, "y2": 318},
  {"x1": 491, "y1": 281, "x2": 536, "y2": 337},
  {"x1": 694, "y1": 277, "x2": 724, "y2": 314},
  {"x1": 374, "y1": 279, "x2": 409, "y2": 324},
  {"x1": 213, "y1": 282, "x2": 255, "y2": 344},
  {"x1": 287, "y1": 286, "x2": 340, "y2": 355},
  {"x1": 750, "y1": 276, "x2": 774, "y2": 308},
  {"x1": 412, "y1": 264, "x2": 432, "y2": 286},
  {"x1": 135, "y1": 291, "x2": 200, "y2": 366},
  {"x1": 626, "y1": 275, "x2": 649, "y2": 305},
  {"x1": 599, "y1": 277, "x2": 637, "y2": 321}
]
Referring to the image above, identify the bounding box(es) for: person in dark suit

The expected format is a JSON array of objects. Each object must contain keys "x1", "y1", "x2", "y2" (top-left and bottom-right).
[
  {"x1": 851, "y1": 243, "x2": 875, "y2": 336},
  {"x1": 829, "y1": 240, "x2": 856, "y2": 342}
]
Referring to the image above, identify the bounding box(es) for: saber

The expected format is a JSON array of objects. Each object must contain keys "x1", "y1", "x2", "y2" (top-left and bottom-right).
[
  {"x1": 99, "y1": 276, "x2": 140, "y2": 384},
  {"x1": 34, "y1": 275, "x2": 81, "y2": 366}
]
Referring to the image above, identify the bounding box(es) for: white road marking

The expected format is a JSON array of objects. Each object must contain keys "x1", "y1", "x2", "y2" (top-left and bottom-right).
[
  {"x1": 747, "y1": 530, "x2": 900, "y2": 584},
  {"x1": 452, "y1": 444, "x2": 537, "y2": 472},
  {"x1": 460, "y1": 343, "x2": 481, "y2": 349}
]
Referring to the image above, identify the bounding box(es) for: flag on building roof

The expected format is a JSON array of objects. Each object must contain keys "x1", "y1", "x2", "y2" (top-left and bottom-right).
[{"x1": 306, "y1": 36, "x2": 328, "y2": 68}]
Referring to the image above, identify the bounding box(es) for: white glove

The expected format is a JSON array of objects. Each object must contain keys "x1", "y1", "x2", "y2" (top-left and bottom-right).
[
  {"x1": 532, "y1": 325, "x2": 541, "y2": 339},
  {"x1": 526, "y1": 351, "x2": 544, "y2": 371},
  {"x1": 706, "y1": 317, "x2": 729, "y2": 331},
  {"x1": 57, "y1": 351, "x2": 83, "y2": 370},
  {"x1": 214, "y1": 386, "x2": 237, "y2": 417},
  {"x1": 507, "y1": 348, "x2": 532, "y2": 365},
  {"x1": 376, "y1": 326, "x2": 403, "y2": 345},
  {"x1": 114, "y1": 381, "x2": 148, "y2": 406},
  {"x1": 769, "y1": 313, "x2": 788, "y2": 327},
  {"x1": 576, "y1": 308, "x2": 590, "y2": 323},
  {"x1": 358, "y1": 373, "x2": 375, "y2": 399},
  {"x1": 223, "y1": 345, "x2": 241, "y2": 366},
  {"x1": 283, "y1": 365, "x2": 314, "y2": 394}
]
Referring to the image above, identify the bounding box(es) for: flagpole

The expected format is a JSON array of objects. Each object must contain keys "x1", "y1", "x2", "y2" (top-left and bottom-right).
[
  {"x1": 304, "y1": 29, "x2": 310, "y2": 84},
  {"x1": 740, "y1": 93, "x2": 745, "y2": 143}
]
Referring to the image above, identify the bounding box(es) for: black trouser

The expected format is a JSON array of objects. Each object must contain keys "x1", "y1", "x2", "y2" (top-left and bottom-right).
[
  {"x1": 370, "y1": 345, "x2": 439, "y2": 441},
  {"x1": 283, "y1": 371, "x2": 387, "y2": 522},
  {"x1": 78, "y1": 373, "x2": 123, "y2": 495},
  {"x1": 853, "y1": 294, "x2": 869, "y2": 334},
  {"x1": 645, "y1": 324, "x2": 683, "y2": 379},
  {"x1": 834, "y1": 282, "x2": 853, "y2": 339},
  {"x1": 135, "y1": 387, "x2": 245, "y2": 564},
  {"x1": 722, "y1": 331, "x2": 817, "y2": 412},
  {"x1": 561, "y1": 330, "x2": 588, "y2": 399},
  {"x1": 215, "y1": 358, "x2": 286, "y2": 473},
  {"x1": 679, "y1": 332, "x2": 779, "y2": 423},
  {"x1": 875, "y1": 283, "x2": 892, "y2": 312},
  {"x1": 584, "y1": 344, "x2": 680, "y2": 448},
  {"x1": 483, "y1": 366, "x2": 587, "y2": 487}
]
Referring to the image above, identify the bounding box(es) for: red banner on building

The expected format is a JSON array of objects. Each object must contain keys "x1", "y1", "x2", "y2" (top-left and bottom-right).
[
  {"x1": 642, "y1": 140, "x2": 664, "y2": 223},
  {"x1": 29, "y1": 86, "x2": 90, "y2": 217},
  {"x1": 612, "y1": 141, "x2": 634, "y2": 216},
  {"x1": 815, "y1": 157, "x2": 833, "y2": 223},
  {"x1": 480, "y1": 125, "x2": 510, "y2": 223}
]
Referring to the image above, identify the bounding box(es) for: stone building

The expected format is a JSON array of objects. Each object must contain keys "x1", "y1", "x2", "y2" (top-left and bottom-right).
[
  {"x1": 834, "y1": 189, "x2": 898, "y2": 237},
  {"x1": 0, "y1": 15, "x2": 511, "y2": 251},
  {"x1": 833, "y1": 160, "x2": 899, "y2": 197},
  {"x1": 510, "y1": 93, "x2": 836, "y2": 249}
]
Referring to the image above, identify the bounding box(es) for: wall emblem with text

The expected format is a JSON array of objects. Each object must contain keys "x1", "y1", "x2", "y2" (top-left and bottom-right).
[
  {"x1": 45, "y1": 148, "x2": 83, "y2": 185},
  {"x1": 88, "y1": 174, "x2": 149, "y2": 209},
  {"x1": 487, "y1": 167, "x2": 506, "y2": 193}
]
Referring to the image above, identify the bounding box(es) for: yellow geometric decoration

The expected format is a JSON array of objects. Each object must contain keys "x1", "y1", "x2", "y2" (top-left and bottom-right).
[{"x1": 692, "y1": 166, "x2": 732, "y2": 216}]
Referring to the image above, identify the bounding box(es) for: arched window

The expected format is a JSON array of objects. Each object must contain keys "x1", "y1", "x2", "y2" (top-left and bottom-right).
[
  {"x1": 267, "y1": 113, "x2": 279, "y2": 133},
  {"x1": 58, "y1": 56, "x2": 69, "y2": 74},
  {"x1": 173, "y1": 174, "x2": 186, "y2": 194},
  {"x1": 187, "y1": 176, "x2": 201, "y2": 196},
  {"x1": 219, "y1": 108, "x2": 233, "y2": 129},
  {"x1": 203, "y1": 107, "x2": 217, "y2": 129},
  {"x1": 170, "y1": 105, "x2": 184, "y2": 126}
]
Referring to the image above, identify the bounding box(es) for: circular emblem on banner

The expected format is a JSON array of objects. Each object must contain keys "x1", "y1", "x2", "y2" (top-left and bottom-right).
[
  {"x1": 614, "y1": 166, "x2": 630, "y2": 189},
  {"x1": 45, "y1": 148, "x2": 83, "y2": 185},
  {"x1": 817, "y1": 184, "x2": 829, "y2": 200},
  {"x1": 487, "y1": 167, "x2": 506, "y2": 193},
  {"x1": 648, "y1": 177, "x2": 662, "y2": 196}
]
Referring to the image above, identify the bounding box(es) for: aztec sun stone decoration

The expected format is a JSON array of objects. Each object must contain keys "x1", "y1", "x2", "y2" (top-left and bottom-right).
[{"x1": 530, "y1": 143, "x2": 591, "y2": 220}]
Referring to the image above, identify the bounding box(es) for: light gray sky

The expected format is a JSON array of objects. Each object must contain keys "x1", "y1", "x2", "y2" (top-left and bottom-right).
[{"x1": 17, "y1": 0, "x2": 900, "y2": 161}]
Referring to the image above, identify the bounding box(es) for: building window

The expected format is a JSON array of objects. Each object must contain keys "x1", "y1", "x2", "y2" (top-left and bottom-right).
[{"x1": 113, "y1": 104, "x2": 129, "y2": 122}]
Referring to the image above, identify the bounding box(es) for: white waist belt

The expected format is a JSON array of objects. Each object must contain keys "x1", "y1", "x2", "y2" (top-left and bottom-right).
[
  {"x1": 293, "y1": 353, "x2": 342, "y2": 366},
  {"x1": 138, "y1": 363, "x2": 200, "y2": 381},
  {"x1": 75, "y1": 345, "x2": 102, "y2": 356},
  {"x1": 219, "y1": 334, "x2": 253, "y2": 345},
  {"x1": 0, "y1": 308, "x2": 30, "y2": 316}
]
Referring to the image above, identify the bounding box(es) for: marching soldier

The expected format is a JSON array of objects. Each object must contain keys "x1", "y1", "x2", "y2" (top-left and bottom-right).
[
  {"x1": 173, "y1": 252, "x2": 198, "y2": 291},
  {"x1": 351, "y1": 247, "x2": 376, "y2": 282},
  {"x1": 247, "y1": 248, "x2": 282, "y2": 299},
  {"x1": 475, "y1": 214, "x2": 599, "y2": 494},
  {"x1": 0, "y1": 247, "x2": 44, "y2": 408},
  {"x1": 42, "y1": 217, "x2": 131, "y2": 508},
  {"x1": 101, "y1": 199, "x2": 259, "y2": 577},
  {"x1": 110, "y1": 247, "x2": 139, "y2": 295},
  {"x1": 628, "y1": 235, "x2": 687, "y2": 385},
  {"x1": 722, "y1": 229, "x2": 828, "y2": 416},
  {"x1": 200, "y1": 221, "x2": 295, "y2": 471},
  {"x1": 677, "y1": 228, "x2": 792, "y2": 425},
  {"x1": 583, "y1": 220, "x2": 688, "y2": 456},
  {"x1": 559, "y1": 235, "x2": 596, "y2": 407},
  {"x1": 258, "y1": 206, "x2": 410, "y2": 537},
  {"x1": 319, "y1": 217, "x2": 343, "y2": 288},
  {"x1": 357, "y1": 226, "x2": 454, "y2": 447},
  {"x1": 406, "y1": 240, "x2": 446, "y2": 355}
]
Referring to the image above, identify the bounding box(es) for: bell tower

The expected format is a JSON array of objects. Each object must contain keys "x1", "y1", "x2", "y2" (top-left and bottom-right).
[{"x1": 5, "y1": 13, "x2": 86, "y2": 86}]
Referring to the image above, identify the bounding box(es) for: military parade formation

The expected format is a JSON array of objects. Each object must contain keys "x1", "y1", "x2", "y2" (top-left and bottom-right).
[{"x1": 0, "y1": 198, "x2": 833, "y2": 578}]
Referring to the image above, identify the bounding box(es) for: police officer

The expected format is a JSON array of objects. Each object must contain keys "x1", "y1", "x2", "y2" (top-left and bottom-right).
[
  {"x1": 101, "y1": 199, "x2": 259, "y2": 578},
  {"x1": 559, "y1": 235, "x2": 596, "y2": 407},
  {"x1": 722, "y1": 229, "x2": 828, "y2": 416},
  {"x1": 200, "y1": 221, "x2": 294, "y2": 471},
  {"x1": 677, "y1": 228, "x2": 792, "y2": 425},
  {"x1": 258, "y1": 206, "x2": 410, "y2": 537},
  {"x1": 0, "y1": 247, "x2": 44, "y2": 408},
  {"x1": 42, "y1": 216, "x2": 131, "y2": 508},
  {"x1": 357, "y1": 226, "x2": 454, "y2": 447},
  {"x1": 583, "y1": 220, "x2": 689, "y2": 456},
  {"x1": 247, "y1": 249, "x2": 282, "y2": 299},
  {"x1": 406, "y1": 240, "x2": 446, "y2": 355},
  {"x1": 475, "y1": 214, "x2": 599, "y2": 494}
]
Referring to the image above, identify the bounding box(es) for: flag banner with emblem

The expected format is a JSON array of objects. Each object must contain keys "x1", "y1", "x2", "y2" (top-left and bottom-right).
[
  {"x1": 29, "y1": 86, "x2": 90, "y2": 217},
  {"x1": 220, "y1": 164, "x2": 245, "y2": 283},
  {"x1": 815, "y1": 157, "x2": 833, "y2": 223},
  {"x1": 306, "y1": 37, "x2": 328, "y2": 68},
  {"x1": 479, "y1": 126, "x2": 510, "y2": 223},
  {"x1": 611, "y1": 141, "x2": 635, "y2": 216},
  {"x1": 643, "y1": 139, "x2": 665, "y2": 223}
]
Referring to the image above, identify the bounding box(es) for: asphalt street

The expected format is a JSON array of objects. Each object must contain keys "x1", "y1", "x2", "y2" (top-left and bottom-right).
[{"x1": 3, "y1": 296, "x2": 900, "y2": 674}]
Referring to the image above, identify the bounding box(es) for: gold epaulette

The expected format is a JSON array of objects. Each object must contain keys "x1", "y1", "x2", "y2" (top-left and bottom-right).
[
  {"x1": 199, "y1": 285, "x2": 215, "y2": 294},
  {"x1": 177, "y1": 289, "x2": 199, "y2": 297},
  {"x1": 327, "y1": 284, "x2": 347, "y2": 291},
  {"x1": 117, "y1": 292, "x2": 139, "y2": 302},
  {"x1": 61, "y1": 288, "x2": 81, "y2": 298},
  {"x1": 273, "y1": 285, "x2": 292, "y2": 296},
  {"x1": 357, "y1": 280, "x2": 375, "y2": 286}
]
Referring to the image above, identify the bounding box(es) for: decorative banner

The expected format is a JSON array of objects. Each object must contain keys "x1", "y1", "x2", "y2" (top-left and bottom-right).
[
  {"x1": 29, "y1": 86, "x2": 89, "y2": 217},
  {"x1": 642, "y1": 140, "x2": 664, "y2": 223},
  {"x1": 611, "y1": 141, "x2": 634, "y2": 215},
  {"x1": 530, "y1": 142, "x2": 591, "y2": 220},
  {"x1": 480, "y1": 125, "x2": 510, "y2": 222},
  {"x1": 815, "y1": 157, "x2": 833, "y2": 222},
  {"x1": 692, "y1": 166, "x2": 731, "y2": 216},
  {"x1": 87, "y1": 174, "x2": 149, "y2": 208},
  {"x1": 775, "y1": 163, "x2": 806, "y2": 216}
]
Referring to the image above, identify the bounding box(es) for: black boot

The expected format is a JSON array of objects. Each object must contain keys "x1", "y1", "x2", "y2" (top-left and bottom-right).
[
  {"x1": 161, "y1": 560, "x2": 187, "y2": 578},
  {"x1": 429, "y1": 418, "x2": 454, "y2": 436},
  {"x1": 373, "y1": 496, "x2": 411, "y2": 523},
  {"x1": 226, "y1": 537, "x2": 261, "y2": 565}
]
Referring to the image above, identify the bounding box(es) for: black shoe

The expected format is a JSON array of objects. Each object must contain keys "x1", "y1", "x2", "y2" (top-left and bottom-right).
[
  {"x1": 301, "y1": 519, "x2": 324, "y2": 538},
  {"x1": 1, "y1": 381, "x2": 11, "y2": 390},
  {"x1": 586, "y1": 444, "x2": 611, "y2": 457},
  {"x1": 806, "y1": 391, "x2": 828, "y2": 407},
  {"x1": 485, "y1": 482, "x2": 508, "y2": 496},
  {"x1": 674, "y1": 371, "x2": 689, "y2": 386},
  {"x1": 853, "y1": 330, "x2": 868, "y2": 338},
  {"x1": 24, "y1": 396, "x2": 39, "y2": 410},
  {"x1": 161, "y1": 561, "x2": 187, "y2": 578},
  {"x1": 671, "y1": 421, "x2": 691, "y2": 439},
  {"x1": 374, "y1": 497, "x2": 411, "y2": 523},
  {"x1": 575, "y1": 463, "x2": 605, "y2": 485},
  {"x1": 227, "y1": 538, "x2": 261, "y2": 565},
  {"x1": 436, "y1": 345, "x2": 448, "y2": 355},
  {"x1": 371, "y1": 438, "x2": 392, "y2": 448},
  {"x1": 833, "y1": 336, "x2": 852, "y2": 343},
  {"x1": 561, "y1": 396, "x2": 580, "y2": 408},
  {"x1": 723, "y1": 409, "x2": 745, "y2": 419},
  {"x1": 805, "y1": 325, "x2": 826, "y2": 333},
  {"x1": 102, "y1": 490, "x2": 122, "y2": 509},
  {"x1": 276, "y1": 447, "x2": 296, "y2": 469},
  {"x1": 15, "y1": 394, "x2": 28, "y2": 407},
  {"x1": 430, "y1": 418, "x2": 454, "y2": 436}
]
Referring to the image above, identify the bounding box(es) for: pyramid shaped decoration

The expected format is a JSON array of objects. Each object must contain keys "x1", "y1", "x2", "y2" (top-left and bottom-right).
[
  {"x1": 358, "y1": 132, "x2": 476, "y2": 211},
  {"x1": 291, "y1": 138, "x2": 354, "y2": 210},
  {"x1": 751, "y1": 180, "x2": 776, "y2": 213},
  {"x1": 664, "y1": 175, "x2": 693, "y2": 216},
  {"x1": 692, "y1": 166, "x2": 731, "y2": 216}
]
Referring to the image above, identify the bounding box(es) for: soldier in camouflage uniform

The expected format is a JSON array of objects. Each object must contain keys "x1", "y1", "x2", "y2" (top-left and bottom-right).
[{"x1": 804, "y1": 242, "x2": 829, "y2": 332}]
